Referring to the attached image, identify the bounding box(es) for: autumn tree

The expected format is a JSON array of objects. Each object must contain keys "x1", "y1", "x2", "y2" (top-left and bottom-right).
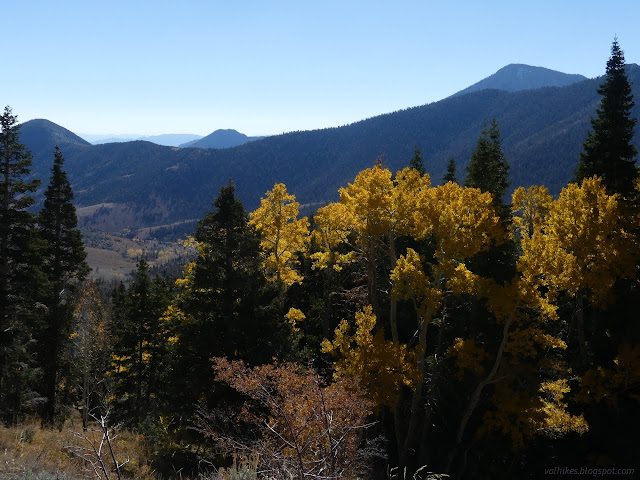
[
  {"x1": 37, "y1": 146, "x2": 90, "y2": 424},
  {"x1": 249, "y1": 183, "x2": 309, "y2": 289},
  {"x1": 0, "y1": 106, "x2": 43, "y2": 423},
  {"x1": 517, "y1": 177, "x2": 636, "y2": 363},
  {"x1": 72, "y1": 280, "x2": 113, "y2": 430},
  {"x1": 574, "y1": 39, "x2": 638, "y2": 201},
  {"x1": 201, "y1": 357, "x2": 375, "y2": 480},
  {"x1": 317, "y1": 166, "x2": 508, "y2": 472}
]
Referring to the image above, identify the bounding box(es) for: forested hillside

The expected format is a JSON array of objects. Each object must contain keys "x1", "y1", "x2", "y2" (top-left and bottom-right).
[{"x1": 21, "y1": 64, "x2": 640, "y2": 236}]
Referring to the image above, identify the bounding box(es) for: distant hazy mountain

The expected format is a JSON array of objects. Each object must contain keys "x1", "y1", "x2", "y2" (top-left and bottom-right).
[
  {"x1": 20, "y1": 64, "x2": 640, "y2": 238},
  {"x1": 180, "y1": 129, "x2": 263, "y2": 149},
  {"x1": 83, "y1": 133, "x2": 203, "y2": 147},
  {"x1": 453, "y1": 64, "x2": 587, "y2": 97}
]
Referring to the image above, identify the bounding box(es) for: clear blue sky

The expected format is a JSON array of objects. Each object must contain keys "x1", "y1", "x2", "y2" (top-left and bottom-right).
[{"x1": 4, "y1": 0, "x2": 639, "y2": 136}]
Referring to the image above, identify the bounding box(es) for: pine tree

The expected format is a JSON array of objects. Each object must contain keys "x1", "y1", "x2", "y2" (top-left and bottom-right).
[
  {"x1": 110, "y1": 260, "x2": 170, "y2": 427},
  {"x1": 574, "y1": 39, "x2": 638, "y2": 200},
  {"x1": 169, "y1": 182, "x2": 286, "y2": 414},
  {"x1": 0, "y1": 106, "x2": 44, "y2": 423},
  {"x1": 443, "y1": 156, "x2": 457, "y2": 183},
  {"x1": 465, "y1": 119, "x2": 510, "y2": 203},
  {"x1": 409, "y1": 146, "x2": 426, "y2": 175},
  {"x1": 37, "y1": 146, "x2": 90, "y2": 424}
]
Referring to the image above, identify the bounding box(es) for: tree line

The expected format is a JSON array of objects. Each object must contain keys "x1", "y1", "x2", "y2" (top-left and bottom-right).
[{"x1": 1, "y1": 39, "x2": 638, "y2": 479}]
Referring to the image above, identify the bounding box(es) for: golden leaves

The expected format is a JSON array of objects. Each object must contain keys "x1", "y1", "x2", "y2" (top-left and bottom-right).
[
  {"x1": 391, "y1": 248, "x2": 442, "y2": 318},
  {"x1": 447, "y1": 338, "x2": 490, "y2": 379},
  {"x1": 418, "y1": 182, "x2": 503, "y2": 260},
  {"x1": 511, "y1": 185, "x2": 552, "y2": 238},
  {"x1": 249, "y1": 183, "x2": 309, "y2": 287},
  {"x1": 284, "y1": 307, "x2": 305, "y2": 332},
  {"x1": 310, "y1": 202, "x2": 356, "y2": 271},
  {"x1": 321, "y1": 305, "x2": 423, "y2": 408},
  {"x1": 519, "y1": 176, "x2": 638, "y2": 304},
  {"x1": 577, "y1": 343, "x2": 640, "y2": 405}
]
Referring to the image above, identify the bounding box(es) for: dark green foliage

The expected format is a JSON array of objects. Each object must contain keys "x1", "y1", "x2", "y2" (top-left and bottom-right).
[
  {"x1": 574, "y1": 39, "x2": 638, "y2": 199},
  {"x1": 409, "y1": 146, "x2": 426, "y2": 175},
  {"x1": 443, "y1": 156, "x2": 457, "y2": 183},
  {"x1": 110, "y1": 260, "x2": 171, "y2": 428},
  {"x1": 465, "y1": 119, "x2": 510, "y2": 203},
  {"x1": 0, "y1": 106, "x2": 44, "y2": 423},
  {"x1": 170, "y1": 182, "x2": 287, "y2": 414},
  {"x1": 37, "y1": 146, "x2": 90, "y2": 424}
]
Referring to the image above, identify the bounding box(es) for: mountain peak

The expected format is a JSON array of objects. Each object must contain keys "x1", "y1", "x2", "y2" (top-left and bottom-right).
[
  {"x1": 180, "y1": 128, "x2": 264, "y2": 149},
  {"x1": 453, "y1": 64, "x2": 587, "y2": 97},
  {"x1": 20, "y1": 119, "x2": 91, "y2": 148}
]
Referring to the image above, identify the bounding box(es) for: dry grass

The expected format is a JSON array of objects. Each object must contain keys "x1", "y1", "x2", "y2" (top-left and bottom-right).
[{"x1": 0, "y1": 415, "x2": 158, "y2": 480}]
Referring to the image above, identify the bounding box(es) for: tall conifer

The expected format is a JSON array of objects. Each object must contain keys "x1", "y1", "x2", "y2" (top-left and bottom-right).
[
  {"x1": 443, "y1": 156, "x2": 457, "y2": 183},
  {"x1": 409, "y1": 146, "x2": 426, "y2": 175},
  {"x1": 37, "y1": 146, "x2": 89, "y2": 424},
  {"x1": 465, "y1": 119, "x2": 510, "y2": 203},
  {"x1": 0, "y1": 106, "x2": 43, "y2": 423},
  {"x1": 574, "y1": 39, "x2": 638, "y2": 199},
  {"x1": 110, "y1": 260, "x2": 170, "y2": 427}
]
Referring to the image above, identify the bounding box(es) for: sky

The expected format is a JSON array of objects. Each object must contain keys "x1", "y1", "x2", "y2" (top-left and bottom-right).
[{"x1": 4, "y1": 1, "x2": 640, "y2": 137}]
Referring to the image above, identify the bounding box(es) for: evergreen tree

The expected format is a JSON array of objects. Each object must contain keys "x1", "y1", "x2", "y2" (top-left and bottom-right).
[
  {"x1": 110, "y1": 260, "x2": 170, "y2": 428},
  {"x1": 409, "y1": 146, "x2": 426, "y2": 175},
  {"x1": 169, "y1": 182, "x2": 285, "y2": 413},
  {"x1": 113, "y1": 261, "x2": 169, "y2": 426},
  {"x1": 37, "y1": 146, "x2": 90, "y2": 424},
  {"x1": 0, "y1": 106, "x2": 44, "y2": 423},
  {"x1": 443, "y1": 156, "x2": 457, "y2": 183},
  {"x1": 465, "y1": 119, "x2": 510, "y2": 203},
  {"x1": 574, "y1": 39, "x2": 638, "y2": 199}
]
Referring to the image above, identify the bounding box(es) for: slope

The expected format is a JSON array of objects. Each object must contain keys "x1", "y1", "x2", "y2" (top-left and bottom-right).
[
  {"x1": 22, "y1": 65, "x2": 640, "y2": 236},
  {"x1": 179, "y1": 129, "x2": 263, "y2": 149},
  {"x1": 453, "y1": 64, "x2": 587, "y2": 96}
]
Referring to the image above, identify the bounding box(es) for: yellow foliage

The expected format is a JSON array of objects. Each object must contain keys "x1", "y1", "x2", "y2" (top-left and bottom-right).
[
  {"x1": 285, "y1": 307, "x2": 305, "y2": 332},
  {"x1": 126, "y1": 248, "x2": 144, "y2": 259},
  {"x1": 339, "y1": 164, "x2": 396, "y2": 236},
  {"x1": 321, "y1": 305, "x2": 423, "y2": 407},
  {"x1": 417, "y1": 182, "x2": 503, "y2": 260},
  {"x1": 447, "y1": 338, "x2": 490, "y2": 379},
  {"x1": 310, "y1": 202, "x2": 357, "y2": 271},
  {"x1": 511, "y1": 185, "x2": 552, "y2": 238},
  {"x1": 537, "y1": 379, "x2": 589, "y2": 436},
  {"x1": 520, "y1": 177, "x2": 637, "y2": 304},
  {"x1": 504, "y1": 327, "x2": 567, "y2": 359},
  {"x1": 482, "y1": 378, "x2": 588, "y2": 448},
  {"x1": 250, "y1": 183, "x2": 309, "y2": 287},
  {"x1": 338, "y1": 165, "x2": 430, "y2": 240},
  {"x1": 577, "y1": 343, "x2": 640, "y2": 405},
  {"x1": 174, "y1": 261, "x2": 196, "y2": 289},
  {"x1": 390, "y1": 248, "x2": 442, "y2": 319}
]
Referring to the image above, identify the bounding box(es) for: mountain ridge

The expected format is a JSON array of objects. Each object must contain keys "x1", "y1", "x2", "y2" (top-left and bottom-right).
[
  {"x1": 19, "y1": 64, "x2": 640, "y2": 237},
  {"x1": 179, "y1": 129, "x2": 264, "y2": 149},
  {"x1": 453, "y1": 63, "x2": 587, "y2": 97}
]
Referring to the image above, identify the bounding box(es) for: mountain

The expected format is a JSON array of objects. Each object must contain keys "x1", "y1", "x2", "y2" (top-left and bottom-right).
[
  {"x1": 20, "y1": 119, "x2": 91, "y2": 152},
  {"x1": 453, "y1": 64, "x2": 587, "y2": 97},
  {"x1": 179, "y1": 129, "x2": 263, "y2": 149},
  {"x1": 20, "y1": 64, "x2": 640, "y2": 238},
  {"x1": 84, "y1": 133, "x2": 203, "y2": 147}
]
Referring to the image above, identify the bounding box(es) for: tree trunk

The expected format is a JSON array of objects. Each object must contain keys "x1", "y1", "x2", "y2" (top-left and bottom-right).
[{"x1": 446, "y1": 314, "x2": 513, "y2": 474}]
